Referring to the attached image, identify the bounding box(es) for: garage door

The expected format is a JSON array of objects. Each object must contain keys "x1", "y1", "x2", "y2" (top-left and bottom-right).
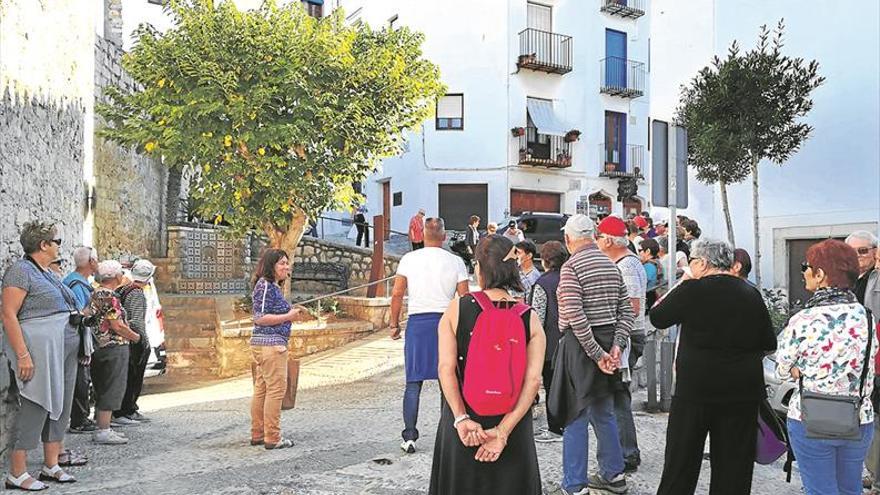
[
  {"x1": 510, "y1": 190, "x2": 561, "y2": 216},
  {"x1": 438, "y1": 184, "x2": 488, "y2": 231}
]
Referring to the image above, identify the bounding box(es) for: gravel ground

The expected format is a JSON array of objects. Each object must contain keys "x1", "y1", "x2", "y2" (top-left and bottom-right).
[{"x1": 30, "y1": 364, "x2": 807, "y2": 495}]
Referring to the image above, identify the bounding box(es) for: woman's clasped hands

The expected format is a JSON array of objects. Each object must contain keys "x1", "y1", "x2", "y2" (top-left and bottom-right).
[{"x1": 455, "y1": 419, "x2": 508, "y2": 463}]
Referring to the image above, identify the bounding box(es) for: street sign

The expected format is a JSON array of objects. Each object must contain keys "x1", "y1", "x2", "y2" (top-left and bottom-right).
[{"x1": 650, "y1": 121, "x2": 688, "y2": 208}]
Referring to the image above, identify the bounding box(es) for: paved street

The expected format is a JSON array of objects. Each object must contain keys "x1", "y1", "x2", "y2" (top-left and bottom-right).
[{"x1": 38, "y1": 334, "x2": 804, "y2": 495}]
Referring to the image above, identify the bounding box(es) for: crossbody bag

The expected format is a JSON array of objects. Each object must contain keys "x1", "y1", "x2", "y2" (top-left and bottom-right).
[{"x1": 799, "y1": 307, "x2": 874, "y2": 440}]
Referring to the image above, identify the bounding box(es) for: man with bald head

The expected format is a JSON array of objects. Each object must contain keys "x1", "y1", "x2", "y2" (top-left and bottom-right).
[{"x1": 390, "y1": 217, "x2": 468, "y2": 454}]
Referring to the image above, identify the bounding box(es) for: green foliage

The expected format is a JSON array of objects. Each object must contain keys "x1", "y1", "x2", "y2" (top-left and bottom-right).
[{"x1": 98, "y1": 0, "x2": 445, "y2": 243}]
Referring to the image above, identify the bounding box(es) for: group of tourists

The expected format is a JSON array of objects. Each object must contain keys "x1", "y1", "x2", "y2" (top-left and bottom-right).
[
  {"x1": 2, "y1": 221, "x2": 158, "y2": 491},
  {"x1": 388, "y1": 207, "x2": 880, "y2": 495}
]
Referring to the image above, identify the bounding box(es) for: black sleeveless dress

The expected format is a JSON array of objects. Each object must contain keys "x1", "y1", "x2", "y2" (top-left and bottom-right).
[{"x1": 428, "y1": 294, "x2": 542, "y2": 495}]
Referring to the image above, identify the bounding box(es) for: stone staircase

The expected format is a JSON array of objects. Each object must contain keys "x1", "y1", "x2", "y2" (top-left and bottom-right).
[{"x1": 160, "y1": 295, "x2": 220, "y2": 375}]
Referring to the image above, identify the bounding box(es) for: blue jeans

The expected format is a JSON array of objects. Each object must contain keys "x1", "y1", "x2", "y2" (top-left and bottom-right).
[
  {"x1": 562, "y1": 394, "x2": 625, "y2": 492},
  {"x1": 788, "y1": 418, "x2": 873, "y2": 495},
  {"x1": 613, "y1": 387, "x2": 640, "y2": 463},
  {"x1": 402, "y1": 381, "x2": 423, "y2": 441}
]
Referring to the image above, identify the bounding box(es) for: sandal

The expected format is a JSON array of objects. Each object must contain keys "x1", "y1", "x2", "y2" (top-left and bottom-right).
[
  {"x1": 58, "y1": 449, "x2": 88, "y2": 467},
  {"x1": 264, "y1": 438, "x2": 294, "y2": 450},
  {"x1": 250, "y1": 438, "x2": 264, "y2": 446},
  {"x1": 5, "y1": 473, "x2": 48, "y2": 491},
  {"x1": 38, "y1": 465, "x2": 76, "y2": 484}
]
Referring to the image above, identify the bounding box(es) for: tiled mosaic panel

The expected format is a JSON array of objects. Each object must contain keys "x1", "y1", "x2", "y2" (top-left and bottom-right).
[
  {"x1": 181, "y1": 230, "x2": 241, "y2": 279},
  {"x1": 177, "y1": 279, "x2": 249, "y2": 294}
]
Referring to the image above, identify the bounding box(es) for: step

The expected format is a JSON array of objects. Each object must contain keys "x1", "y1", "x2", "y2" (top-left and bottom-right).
[{"x1": 165, "y1": 336, "x2": 216, "y2": 350}]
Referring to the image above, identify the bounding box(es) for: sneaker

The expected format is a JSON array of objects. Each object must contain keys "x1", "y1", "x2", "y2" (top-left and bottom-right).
[
  {"x1": 865, "y1": 476, "x2": 875, "y2": 489},
  {"x1": 400, "y1": 440, "x2": 416, "y2": 454},
  {"x1": 544, "y1": 484, "x2": 589, "y2": 495},
  {"x1": 129, "y1": 411, "x2": 151, "y2": 423},
  {"x1": 68, "y1": 420, "x2": 99, "y2": 434},
  {"x1": 587, "y1": 473, "x2": 627, "y2": 494},
  {"x1": 534, "y1": 430, "x2": 563, "y2": 443},
  {"x1": 93, "y1": 429, "x2": 129, "y2": 445},
  {"x1": 110, "y1": 416, "x2": 141, "y2": 427},
  {"x1": 623, "y1": 461, "x2": 639, "y2": 474}
]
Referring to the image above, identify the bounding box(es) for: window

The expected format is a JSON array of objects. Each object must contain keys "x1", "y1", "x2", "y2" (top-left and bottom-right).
[
  {"x1": 436, "y1": 94, "x2": 464, "y2": 130},
  {"x1": 604, "y1": 111, "x2": 627, "y2": 171},
  {"x1": 303, "y1": 1, "x2": 322, "y2": 18},
  {"x1": 388, "y1": 14, "x2": 399, "y2": 30},
  {"x1": 527, "y1": 2, "x2": 552, "y2": 31},
  {"x1": 393, "y1": 192, "x2": 403, "y2": 206}
]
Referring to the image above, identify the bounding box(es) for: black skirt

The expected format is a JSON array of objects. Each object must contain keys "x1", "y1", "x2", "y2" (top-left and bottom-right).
[{"x1": 428, "y1": 294, "x2": 542, "y2": 495}]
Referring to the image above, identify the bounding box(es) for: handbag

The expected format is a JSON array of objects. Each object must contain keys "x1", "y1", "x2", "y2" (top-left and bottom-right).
[
  {"x1": 799, "y1": 308, "x2": 874, "y2": 440},
  {"x1": 249, "y1": 356, "x2": 300, "y2": 411},
  {"x1": 755, "y1": 399, "x2": 788, "y2": 465}
]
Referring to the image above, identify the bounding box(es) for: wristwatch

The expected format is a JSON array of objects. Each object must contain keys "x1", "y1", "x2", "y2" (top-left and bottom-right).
[{"x1": 453, "y1": 414, "x2": 470, "y2": 429}]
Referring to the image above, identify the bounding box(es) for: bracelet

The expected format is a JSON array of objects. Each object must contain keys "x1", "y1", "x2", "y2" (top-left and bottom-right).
[
  {"x1": 452, "y1": 414, "x2": 470, "y2": 429},
  {"x1": 16, "y1": 351, "x2": 30, "y2": 360}
]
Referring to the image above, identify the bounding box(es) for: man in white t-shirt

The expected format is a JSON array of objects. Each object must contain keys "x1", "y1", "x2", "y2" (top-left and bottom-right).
[{"x1": 390, "y1": 217, "x2": 469, "y2": 454}]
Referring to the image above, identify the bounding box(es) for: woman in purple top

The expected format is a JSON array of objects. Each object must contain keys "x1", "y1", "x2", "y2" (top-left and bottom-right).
[{"x1": 250, "y1": 249, "x2": 306, "y2": 450}]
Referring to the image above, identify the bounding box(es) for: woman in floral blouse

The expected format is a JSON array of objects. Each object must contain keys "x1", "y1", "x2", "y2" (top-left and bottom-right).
[{"x1": 776, "y1": 239, "x2": 877, "y2": 495}]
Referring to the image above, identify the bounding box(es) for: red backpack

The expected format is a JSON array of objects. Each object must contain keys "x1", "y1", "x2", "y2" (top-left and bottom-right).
[{"x1": 462, "y1": 291, "x2": 531, "y2": 416}]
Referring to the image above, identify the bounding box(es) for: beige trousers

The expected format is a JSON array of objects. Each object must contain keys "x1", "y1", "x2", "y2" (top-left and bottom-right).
[{"x1": 250, "y1": 345, "x2": 288, "y2": 444}]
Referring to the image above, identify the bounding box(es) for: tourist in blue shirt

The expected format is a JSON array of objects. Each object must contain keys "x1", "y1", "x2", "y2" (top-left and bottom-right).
[
  {"x1": 62, "y1": 247, "x2": 98, "y2": 310},
  {"x1": 62, "y1": 246, "x2": 99, "y2": 437}
]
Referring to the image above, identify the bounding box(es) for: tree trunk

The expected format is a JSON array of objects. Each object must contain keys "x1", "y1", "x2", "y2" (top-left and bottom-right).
[
  {"x1": 265, "y1": 210, "x2": 309, "y2": 300},
  {"x1": 719, "y1": 179, "x2": 736, "y2": 245},
  {"x1": 751, "y1": 158, "x2": 762, "y2": 288}
]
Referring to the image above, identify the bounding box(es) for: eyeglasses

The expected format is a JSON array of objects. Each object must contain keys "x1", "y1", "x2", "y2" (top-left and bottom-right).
[
  {"x1": 801, "y1": 261, "x2": 812, "y2": 273},
  {"x1": 46, "y1": 238, "x2": 62, "y2": 247},
  {"x1": 856, "y1": 247, "x2": 876, "y2": 256}
]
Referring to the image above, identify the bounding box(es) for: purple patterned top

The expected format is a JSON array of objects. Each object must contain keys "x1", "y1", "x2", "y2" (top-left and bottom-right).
[{"x1": 251, "y1": 278, "x2": 291, "y2": 346}]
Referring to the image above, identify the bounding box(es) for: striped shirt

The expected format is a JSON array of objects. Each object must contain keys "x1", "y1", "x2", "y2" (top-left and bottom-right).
[
  {"x1": 557, "y1": 243, "x2": 634, "y2": 361},
  {"x1": 119, "y1": 285, "x2": 149, "y2": 345}
]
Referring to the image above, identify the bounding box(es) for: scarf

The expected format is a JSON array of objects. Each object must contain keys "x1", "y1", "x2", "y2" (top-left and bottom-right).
[{"x1": 804, "y1": 286, "x2": 857, "y2": 309}]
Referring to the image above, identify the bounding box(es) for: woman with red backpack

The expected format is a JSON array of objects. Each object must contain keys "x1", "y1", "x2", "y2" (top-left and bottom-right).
[{"x1": 429, "y1": 235, "x2": 546, "y2": 495}]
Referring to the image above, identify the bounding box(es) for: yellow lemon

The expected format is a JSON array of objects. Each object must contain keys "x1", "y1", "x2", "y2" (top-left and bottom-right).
[
  {"x1": 224, "y1": 135, "x2": 232, "y2": 147},
  {"x1": 157, "y1": 78, "x2": 165, "y2": 88},
  {"x1": 144, "y1": 141, "x2": 156, "y2": 152},
  {"x1": 203, "y1": 163, "x2": 211, "y2": 173},
  {"x1": 258, "y1": 147, "x2": 266, "y2": 156}
]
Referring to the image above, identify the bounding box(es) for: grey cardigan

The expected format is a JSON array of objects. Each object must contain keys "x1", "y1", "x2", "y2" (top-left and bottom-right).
[{"x1": 866, "y1": 270, "x2": 880, "y2": 317}]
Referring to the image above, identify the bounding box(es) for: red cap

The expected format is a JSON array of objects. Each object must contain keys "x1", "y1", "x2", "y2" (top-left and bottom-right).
[
  {"x1": 597, "y1": 216, "x2": 627, "y2": 237},
  {"x1": 633, "y1": 216, "x2": 649, "y2": 229}
]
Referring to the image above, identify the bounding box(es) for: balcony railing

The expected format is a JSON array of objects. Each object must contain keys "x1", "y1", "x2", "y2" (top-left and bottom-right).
[
  {"x1": 600, "y1": 57, "x2": 646, "y2": 98},
  {"x1": 519, "y1": 127, "x2": 573, "y2": 168},
  {"x1": 517, "y1": 28, "x2": 573, "y2": 75},
  {"x1": 600, "y1": 0, "x2": 646, "y2": 19},
  {"x1": 599, "y1": 143, "x2": 644, "y2": 178}
]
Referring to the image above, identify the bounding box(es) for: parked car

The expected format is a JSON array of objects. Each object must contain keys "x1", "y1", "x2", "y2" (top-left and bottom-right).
[
  {"x1": 763, "y1": 353, "x2": 795, "y2": 419},
  {"x1": 498, "y1": 212, "x2": 570, "y2": 251}
]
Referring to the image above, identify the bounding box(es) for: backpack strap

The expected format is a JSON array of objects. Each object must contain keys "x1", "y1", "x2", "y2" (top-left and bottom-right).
[{"x1": 471, "y1": 291, "x2": 497, "y2": 313}]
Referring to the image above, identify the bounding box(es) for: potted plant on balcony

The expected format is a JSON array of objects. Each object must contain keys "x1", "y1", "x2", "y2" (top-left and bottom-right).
[
  {"x1": 518, "y1": 53, "x2": 537, "y2": 66},
  {"x1": 564, "y1": 129, "x2": 581, "y2": 143},
  {"x1": 604, "y1": 162, "x2": 618, "y2": 173},
  {"x1": 519, "y1": 147, "x2": 529, "y2": 161},
  {"x1": 511, "y1": 126, "x2": 526, "y2": 137}
]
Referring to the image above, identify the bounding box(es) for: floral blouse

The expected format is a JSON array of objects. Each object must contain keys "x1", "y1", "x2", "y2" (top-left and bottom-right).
[
  {"x1": 776, "y1": 302, "x2": 876, "y2": 424},
  {"x1": 88, "y1": 287, "x2": 129, "y2": 348}
]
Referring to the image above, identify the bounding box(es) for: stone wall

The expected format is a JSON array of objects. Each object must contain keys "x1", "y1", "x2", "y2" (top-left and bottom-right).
[
  {"x1": 1, "y1": 0, "x2": 96, "y2": 465},
  {"x1": 93, "y1": 37, "x2": 168, "y2": 260},
  {"x1": 293, "y1": 237, "x2": 400, "y2": 296}
]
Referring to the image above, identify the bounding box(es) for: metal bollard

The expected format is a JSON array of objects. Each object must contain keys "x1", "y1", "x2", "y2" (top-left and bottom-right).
[
  {"x1": 645, "y1": 336, "x2": 658, "y2": 412},
  {"x1": 660, "y1": 340, "x2": 675, "y2": 412}
]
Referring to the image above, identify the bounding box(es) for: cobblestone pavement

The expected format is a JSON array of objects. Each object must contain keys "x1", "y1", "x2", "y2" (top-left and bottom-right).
[{"x1": 39, "y1": 334, "x2": 804, "y2": 495}]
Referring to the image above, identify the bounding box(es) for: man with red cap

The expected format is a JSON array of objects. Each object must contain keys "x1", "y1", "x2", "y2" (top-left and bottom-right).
[{"x1": 596, "y1": 215, "x2": 646, "y2": 474}]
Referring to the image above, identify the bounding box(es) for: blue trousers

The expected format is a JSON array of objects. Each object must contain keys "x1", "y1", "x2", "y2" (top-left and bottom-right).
[
  {"x1": 562, "y1": 394, "x2": 624, "y2": 492},
  {"x1": 788, "y1": 418, "x2": 873, "y2": 495},
  {"x1": 402, "y1": 381, "x2": 423, "y2": 442}
]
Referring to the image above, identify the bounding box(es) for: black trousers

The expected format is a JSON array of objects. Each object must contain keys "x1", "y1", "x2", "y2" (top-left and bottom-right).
[
  {"x1": 657, "y1": 397, "x2": 759, "y2": 495},
  {"x1": 69, "y1": 363, "x2": 92, "y2": 427},
  {"x1": 355, "y1": 224, "x2": 370, "y2": 247},
  {"x1": 115, "y1": 342, "x2": 150, "y2": 418},
  {"x1": 411, "y1": 242, "x2": 424, "y2": 250}
]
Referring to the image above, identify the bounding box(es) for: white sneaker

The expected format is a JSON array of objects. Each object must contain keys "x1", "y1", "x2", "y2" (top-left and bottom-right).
[
  {"x1": 400, "y1": 440, "x2": 416, "y2": 454},
  {"x1": 534, "y1": 430, "x2": 563, "y2": 443},
  {"x1": 111, "y1": 416, "x2": 141, "y2": 427},
  {"x1": 93, "y1": 429, "x2": 129, "y2": 445}
]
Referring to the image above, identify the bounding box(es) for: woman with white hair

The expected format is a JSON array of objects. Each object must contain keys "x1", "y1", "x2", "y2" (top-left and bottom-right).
[
  {"x1": 2, "y1": 221, "x2": 83, "y2": 489},
  {"x1": 87, "y1": 260, "x2": 143, "y2": 445},
  {"x1": 649, "y1": 238, "x2": 777, "y2": 495}
]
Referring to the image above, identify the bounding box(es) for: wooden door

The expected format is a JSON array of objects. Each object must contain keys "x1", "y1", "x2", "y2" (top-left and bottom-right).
[
  {"x1": 382, "y1": 181, "x2": 391, "y2": 240},
  {"x1": 510, "y1": 190, "x2": 561, "y2": 216}
]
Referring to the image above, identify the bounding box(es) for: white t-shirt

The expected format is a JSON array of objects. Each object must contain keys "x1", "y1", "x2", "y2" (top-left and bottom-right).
[{"x1": 396, "y1": 247, "x2": 469, "y2": 315}]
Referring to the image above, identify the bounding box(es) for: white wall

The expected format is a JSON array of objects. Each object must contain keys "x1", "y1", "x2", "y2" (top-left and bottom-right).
[{"x1": 650, "y1": 0, "x2": 880, "y2": 287}]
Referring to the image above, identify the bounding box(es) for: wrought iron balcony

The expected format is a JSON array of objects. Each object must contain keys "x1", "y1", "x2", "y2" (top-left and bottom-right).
[
  {"x1": 600, "y1": 57, "x2": 646, "y2": 98},
  {"x1": 600, "y1": 0, "x2": 646, "y2": 19},
  {"x1": 518, "y1": 127, "x2": 573, "y2": 168},
  {"x1": 517, "y1": 28, "x2": 573, "y2": 75},
  {"x1": 599, "y1": 143, "x2": 644, "y2": 178}
]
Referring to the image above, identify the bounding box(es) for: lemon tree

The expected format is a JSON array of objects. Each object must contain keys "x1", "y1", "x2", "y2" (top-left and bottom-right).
[{"x1": 99, "y1": 0, "x2": 444, "y2": 255}]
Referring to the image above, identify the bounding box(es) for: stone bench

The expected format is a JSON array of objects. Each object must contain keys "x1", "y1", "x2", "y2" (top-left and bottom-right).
[{"x1": 292, "y1": 262, "x2": 350, "y2": 292}]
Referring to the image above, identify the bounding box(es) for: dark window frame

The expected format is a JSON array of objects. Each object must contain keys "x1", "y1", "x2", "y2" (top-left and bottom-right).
[
  {"x1": 436, "y1": 93, "x2": 464, "y2": 131},
  {"x1": 393, "y1": 191, "x2": 403, "y2": 207}
]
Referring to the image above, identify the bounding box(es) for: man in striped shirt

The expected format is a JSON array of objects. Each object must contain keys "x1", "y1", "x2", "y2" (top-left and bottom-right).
[{"x1": 554, "y1": 214, "x2": 634, "y2": 495}]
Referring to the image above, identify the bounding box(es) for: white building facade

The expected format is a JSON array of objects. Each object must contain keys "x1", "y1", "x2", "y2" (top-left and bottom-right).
[
  {"x1": 336, "y1": 0, "x2": 652, "y2": 231},
  {"x1": 650, "y1": 0, "x2": 880, "y2": 297}
]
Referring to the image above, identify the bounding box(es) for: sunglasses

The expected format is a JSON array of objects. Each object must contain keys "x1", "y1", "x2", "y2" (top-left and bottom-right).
[
  {"x1": 45, "y1": 238, "x2": 62, "y2": 247},
  {"x1": 801, "y1": 261, "x2": 811, "y2": 273},
  {"x1": 856, "y1": 247, "x2": 875, "y2": 256}
]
